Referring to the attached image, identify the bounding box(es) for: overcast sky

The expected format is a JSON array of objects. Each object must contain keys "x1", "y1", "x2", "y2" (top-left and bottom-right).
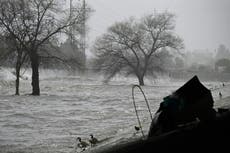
[{"x1": 86, "y1": 0, "x2": 230, "y2": 53}]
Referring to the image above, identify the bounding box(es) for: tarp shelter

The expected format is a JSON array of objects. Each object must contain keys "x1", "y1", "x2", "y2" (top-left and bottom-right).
[{"x1": 148, "y1": 75, "x2": 216, "y2": 137}]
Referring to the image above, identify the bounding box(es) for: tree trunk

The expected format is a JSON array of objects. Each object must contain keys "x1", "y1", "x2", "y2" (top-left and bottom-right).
[
  {"x1": 15, "y1": 63, "x2": 20, "y2": 95},
  {"x1": 15, "y1": 52, "x2": 22, "y2": 95},
  {"x1": 137, "y1": 75, "x2": 145, "y2": 86},
  {"x1": 30, "y1": 52, "x2": 40, "y2": 95}
]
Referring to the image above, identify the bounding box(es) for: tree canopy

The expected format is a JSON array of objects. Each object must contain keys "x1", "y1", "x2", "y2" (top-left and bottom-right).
[{"x1": 93, "y1": 12, "x2": 184, "y2": 85}]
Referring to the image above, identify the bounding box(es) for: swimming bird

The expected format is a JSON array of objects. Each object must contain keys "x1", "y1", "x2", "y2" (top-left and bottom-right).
[
  {"x1": 134, "y1": 126, "x2": 140, "y2": 132},
  {"x1": 77, "y1": 137, "x2": 89, "y2": 149},
  {"x1": 89, "y1": 134, "x2": 99, "y2": 146},
  {"x1": 219, "y1": 92, "x2": 222, "y2": 99},
  {"x1": 133, "y1": 126, "x2": 141, "y2": 136}
]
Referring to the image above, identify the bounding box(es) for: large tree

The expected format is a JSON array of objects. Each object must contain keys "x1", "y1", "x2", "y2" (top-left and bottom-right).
[
  {"x1": 0, "y1": 0, "x2": 89, "y2": 95},
  {"x1": 93, "y1": 12, "x2": 183, "y2": 85}
]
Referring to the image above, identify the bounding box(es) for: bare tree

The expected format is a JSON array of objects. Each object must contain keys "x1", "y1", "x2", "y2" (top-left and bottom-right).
[
  {"x1": 93, "y1": 12, "x2": 184, "y2": 85},
  {"x1": 0, "y1": 33, "x2": 28, "y2": 95},
  {"x1": 0, "y1": 0, "x2": 90, "y2": 95},
  {"x1": 9, "y1": 34, "x2": 28, "y2": 95}
]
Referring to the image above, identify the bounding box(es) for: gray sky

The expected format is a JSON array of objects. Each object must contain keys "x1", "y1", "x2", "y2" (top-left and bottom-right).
[{"x1": 86, "y1": 0, "x2": 230, "y2": 52}]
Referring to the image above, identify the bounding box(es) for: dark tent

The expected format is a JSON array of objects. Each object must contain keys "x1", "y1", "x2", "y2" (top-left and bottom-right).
[
  {"x1": 148, "y1": 75, "x2": 216, "y2": 137},
  {"x1": 174, "y1": 75, "x2": 214, "y2": 106}
]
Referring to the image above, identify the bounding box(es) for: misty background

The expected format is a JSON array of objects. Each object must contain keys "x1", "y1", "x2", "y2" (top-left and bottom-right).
[{"x1": 87, "y1": 0, "x2": 230, "y2": 52}]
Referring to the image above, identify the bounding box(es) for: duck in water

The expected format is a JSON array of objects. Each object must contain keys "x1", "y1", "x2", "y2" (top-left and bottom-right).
[
  {"x1": 133, "y1": 126, "x2": 141, "y2": 136},
  {"x1": 89, "y1": 134, "x2": 99, "y2": 146},
  {"x1": 77, "y1": 137, "x2": 89, "y2": 150},
  {"x1": 134, "y1": 126, "x2": 140, "y2": 132},
  {"x1": 219, "y1": 92, "x2": 222, "y2": 99}
]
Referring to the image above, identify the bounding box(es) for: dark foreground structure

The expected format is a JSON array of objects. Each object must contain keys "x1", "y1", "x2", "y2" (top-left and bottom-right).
[
  {"x1": 91, "y1": 76, "x2": 230, "y2": 153},
  {"x1": 92, "y1": 109, "x2": 230, "y2": 153}
]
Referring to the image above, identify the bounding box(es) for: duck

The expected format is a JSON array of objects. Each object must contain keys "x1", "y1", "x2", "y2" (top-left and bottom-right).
[
  {"x1": 219, "y1": 92, "x2": 222, "y2": 99},
  {"x1": 132, "y1": 126, "x2": 141, "y2": 136},
  {"x1": 89, "y1": 134, "x2": 99, "y2": 146},
  {"x1": 134, "y1": 126, "x2": 140, "y2": 132},
  {"x1": 77, "y1": 137, "x2": 89, "y2": 149}
]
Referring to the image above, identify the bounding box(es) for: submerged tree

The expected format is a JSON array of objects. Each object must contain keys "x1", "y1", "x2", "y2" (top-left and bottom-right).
[
  {"x1": 93, "y1": 12, "x2": 183, "y2": 85},
  {"x1": 0, "y1": 0, "x2": 90, "y2": 95},
  {"x1": 0, "y1": 33, "x2": 28, "y2": 95},
  {"x1": 8, "y1": 34, "x2": 28, "y2": 95}
]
